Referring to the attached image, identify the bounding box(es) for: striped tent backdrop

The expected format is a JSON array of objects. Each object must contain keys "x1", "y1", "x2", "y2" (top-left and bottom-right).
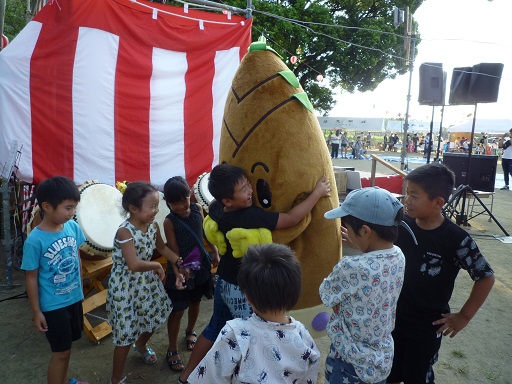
[{"x1": 0, "y1": 0, "x2": 252, "y2": 187}]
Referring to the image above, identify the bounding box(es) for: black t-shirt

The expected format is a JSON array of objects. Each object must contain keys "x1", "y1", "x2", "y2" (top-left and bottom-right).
[
  {"x1": 208, "y1": 200, "x2": 279, "y2": 285},
  {"x1": 395, "y1": 215, "x2": 494, "y2": 331}
]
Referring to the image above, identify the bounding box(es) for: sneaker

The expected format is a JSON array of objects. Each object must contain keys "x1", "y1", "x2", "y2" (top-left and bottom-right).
[{"x1": 500, "y1": 185, "x2": 509, "y2": 190}]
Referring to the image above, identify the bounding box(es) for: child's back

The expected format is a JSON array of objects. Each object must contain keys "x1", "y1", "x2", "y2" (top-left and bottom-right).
[{"x1": 188, "y1": 244, "x2": 320, "y2": 383}]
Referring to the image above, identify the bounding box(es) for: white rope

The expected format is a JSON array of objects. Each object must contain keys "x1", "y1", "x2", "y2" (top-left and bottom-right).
[{"x1": 129, "y1": 0, "x2": 242, "y2": 26}]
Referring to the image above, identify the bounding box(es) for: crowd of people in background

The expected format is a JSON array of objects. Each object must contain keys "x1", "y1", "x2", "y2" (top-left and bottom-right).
[{"x1": 326, "y1": 129, "x2": 502, "y2": 159}]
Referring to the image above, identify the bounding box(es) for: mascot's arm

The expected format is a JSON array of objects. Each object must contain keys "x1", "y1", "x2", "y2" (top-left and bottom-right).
[
  {"x1": 226, "y1": 228, "x2": 273, "y2": 258},
  {"x1": 203, "y1": 216, "x2": 227, "y2": 255}
]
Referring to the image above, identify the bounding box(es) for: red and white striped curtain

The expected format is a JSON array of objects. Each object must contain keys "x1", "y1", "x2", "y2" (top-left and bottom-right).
[{"x1": 0, "y1": 0, "x2": 252, "y2": 187}]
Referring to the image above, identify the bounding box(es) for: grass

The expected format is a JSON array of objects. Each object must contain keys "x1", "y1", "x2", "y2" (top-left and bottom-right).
[{"x1": 451, "y1": 349, "x2": 466, "y2": 358}]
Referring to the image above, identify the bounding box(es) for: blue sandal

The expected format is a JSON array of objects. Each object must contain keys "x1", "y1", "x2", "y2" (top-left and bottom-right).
[{"x1": 132, "y1": 343, "x2": 157, "y2": 365}]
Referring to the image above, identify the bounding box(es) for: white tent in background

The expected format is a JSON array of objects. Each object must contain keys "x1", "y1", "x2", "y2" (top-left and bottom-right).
[
  {"x1": 318, "y1": 117, "x2": 385, "y2": 132},
  {"x1": 448, "y1": 119, "x2": 512, "y2": 134},
  {"x1": 386, "y1": 119, "x2": 439, "y2": 133}
]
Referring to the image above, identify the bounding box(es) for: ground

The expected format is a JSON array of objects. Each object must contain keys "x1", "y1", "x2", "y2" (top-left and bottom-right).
[{"x1": 1, "y1": 151, "x2": 511, "y2": 384}]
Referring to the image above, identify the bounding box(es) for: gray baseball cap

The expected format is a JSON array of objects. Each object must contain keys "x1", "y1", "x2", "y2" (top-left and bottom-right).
[
  {"x1": 325, "y1": 187, "x2": 403, "y2": 225},
  {"x1": 325, "y1": 186, "x2": 418, "y2": 244}
]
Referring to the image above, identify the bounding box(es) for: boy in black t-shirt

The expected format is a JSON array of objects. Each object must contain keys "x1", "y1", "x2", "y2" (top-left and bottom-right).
[
  {"x1": 179, "y1": 164, "x2": 330, "y2": 384},
  {"x1": 387, "y1": 163, "x2": 495, "y2": 384}
]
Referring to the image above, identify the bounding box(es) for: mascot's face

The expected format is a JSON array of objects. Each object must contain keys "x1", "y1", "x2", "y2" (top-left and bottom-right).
[{"x1": 219, "y1": 46, "x2": 331, "y2": 212}]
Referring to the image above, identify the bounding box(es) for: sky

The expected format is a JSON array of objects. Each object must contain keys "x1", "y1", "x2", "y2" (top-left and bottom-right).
[{"x1": 328, "y1": 0, "x2": 512, "y2": 127}]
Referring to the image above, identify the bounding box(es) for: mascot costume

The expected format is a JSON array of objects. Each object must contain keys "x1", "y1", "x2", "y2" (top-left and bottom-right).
[{"x1": 206, "y1": 38, "x2": 342, "y2": 336}]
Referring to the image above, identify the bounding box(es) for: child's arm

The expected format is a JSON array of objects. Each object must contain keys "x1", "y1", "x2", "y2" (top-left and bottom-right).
[
  {"x1": 197, "y1": 204, "x2": 220, "y2": 268},
  {"x1": 275, "y1": 176, "x2": 331, "y2": 229},
  {"x1": 155, "y1": 225, "x2": 186, "y2": 288},
  {"x1": 25, "y1": 269, "x2": 48, "y2": 332},
  {"x1": 433, "y1": 274, "x2": 495, "y2": 338},
  {"x1": 163, "y1": 218, "x2": 189, "y2": 279},
  {"x1": 117, "y1": 227, "x2": 166, "y2": 280}
]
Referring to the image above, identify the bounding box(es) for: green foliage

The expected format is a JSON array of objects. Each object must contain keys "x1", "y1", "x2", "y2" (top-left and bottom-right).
[
  {"x1": 3, "y1": 0, "x2": 28, "y2": 41},
  {"x1": 190, "y1": 0, "x2": 423, "y2": 114}
]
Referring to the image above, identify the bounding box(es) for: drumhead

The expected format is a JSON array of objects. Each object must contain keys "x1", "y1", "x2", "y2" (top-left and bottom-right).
[
  {"x1": 193, "y1": 172, "x2": 214, "y2": 213},
  {"x1": 75, "y1": 181, "x2": 124, "y2": 257}
]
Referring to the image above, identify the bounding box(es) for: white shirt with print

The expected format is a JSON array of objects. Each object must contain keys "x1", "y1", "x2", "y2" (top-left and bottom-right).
[
  {"x1": 188, "y1": 313, "x2": 320, "y2": 384},
  {"x1": 319, "y1": 246, "x2": 405, "y2": 383}
]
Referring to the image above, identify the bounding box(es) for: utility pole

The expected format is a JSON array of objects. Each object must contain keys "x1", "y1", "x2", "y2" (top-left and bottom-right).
[{"x1": 398, "y1": 7, "x2": 416, "y2": 171}]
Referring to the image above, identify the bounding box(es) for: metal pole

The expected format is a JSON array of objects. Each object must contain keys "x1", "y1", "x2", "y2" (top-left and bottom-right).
[
  {"x1": 0, "y1": 0, "x2": 6, "y2": 52},
  {"x1": 434, "y1": 104, "x2": 445, "y2": 161},
  {"x1": 246, "y1": 0, "x2": 252, "y2": 18},
  {"x1": 400, "y1": 32, "x2": 416, "y2": 171},
  {"x1": 426, "y1": 105, "x2": 435, "y2": 163},
  {"x1": 1, "y1": 180, "x2": 13, "y2": 288}
]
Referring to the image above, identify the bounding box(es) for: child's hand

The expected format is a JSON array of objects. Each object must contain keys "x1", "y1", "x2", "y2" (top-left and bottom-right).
[
  {"x1": 211, "y1": 250, "x2": 220, "y2": 268},
  {"x1": 341, "y1": 225, "x2": 357, "y2": 250},
  {"x1": 33, "y1": 312, "x2": 48, "y2": 332},
  {"x1": 154, "y1": 263, "x2": 166, "y2": 281},
  {"x1": 433, "y1": 312, "x2": 470, "y2": 338},
  {"x1": 175, "y1": 273, "x2": 187, "y2": 290},
  {"x1": 314, "y1": 176, "x2": 331, "y2": 197}
]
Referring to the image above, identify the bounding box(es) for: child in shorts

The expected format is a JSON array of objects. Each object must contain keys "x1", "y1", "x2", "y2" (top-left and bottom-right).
[
  {"x1": 162, "y1": 176, "x2": 219, "y2": 372},
  {"x1": 22, "y1": 176, "x2": 88, "y2": 384},
  {"x1": 188, "y1": 243, "x2": 320, "y2": 383},
  {"x1": 387, "y1": 163, "x2": 495, "y2": 383}
]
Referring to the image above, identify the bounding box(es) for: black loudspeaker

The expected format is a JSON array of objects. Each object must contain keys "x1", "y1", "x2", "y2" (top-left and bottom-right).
[
  {"x1": 442, "y1": 153, "x2": 498, "y2": 192},
  {"x1": 449, "y1": 67, "x2": 473, "y2": 105},
  {"x1": 468, "y1": 63, "x2": 504, "y2": 103},
  {"x1": 419, "y1": 63, "x2": 445, "y2": 105}
]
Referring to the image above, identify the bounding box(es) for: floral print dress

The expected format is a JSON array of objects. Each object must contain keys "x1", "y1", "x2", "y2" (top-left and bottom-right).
[{"x1": 107, "y1": 220, "x2": 173, "y2": 346}]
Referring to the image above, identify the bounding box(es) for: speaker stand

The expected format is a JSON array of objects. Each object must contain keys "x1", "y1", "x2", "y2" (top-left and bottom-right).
[
  {"x1": 426, "y1": 105, "x2": 435, "y2": 163},
  {"x1": 442, "y1": 103, "x2": 509, "y2": 236},
  {"x1": 443, "y1": 184, "x2": 508, "y2": 235},
  {"x1": 434, "y1": 104, "x2": 445, "y2": 162}
]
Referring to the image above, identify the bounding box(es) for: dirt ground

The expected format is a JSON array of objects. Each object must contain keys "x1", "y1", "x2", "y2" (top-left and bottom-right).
[{"x1": 1, "y1": 151, "x2": 512, "y2": 384}]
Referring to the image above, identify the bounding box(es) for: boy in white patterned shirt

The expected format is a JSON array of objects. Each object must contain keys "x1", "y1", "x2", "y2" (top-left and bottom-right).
[
  {"x1": 188, "y1": 243, "x2": 320, "y2": 384},
  {"x1": 320, "y1": 187, "x2": 412, "y2": 384}
]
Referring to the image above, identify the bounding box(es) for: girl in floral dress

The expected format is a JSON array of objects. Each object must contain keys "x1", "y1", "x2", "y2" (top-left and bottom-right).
[{"x1": 106, "y1": 182, "x2": 185, "y2": 384}]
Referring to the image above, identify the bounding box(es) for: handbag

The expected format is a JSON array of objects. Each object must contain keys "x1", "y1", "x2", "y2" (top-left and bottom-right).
[{"x1": 170, "y1": 211, "x2": 215, "y2": 299}]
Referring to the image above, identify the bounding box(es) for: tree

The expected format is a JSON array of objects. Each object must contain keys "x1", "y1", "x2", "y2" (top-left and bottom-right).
[
  {"x1": 214, "y1": 0, "x2": 424, "y2": 115},
  {"x1": 3, "y1": 0, "x2": 28, "y2": 41}
]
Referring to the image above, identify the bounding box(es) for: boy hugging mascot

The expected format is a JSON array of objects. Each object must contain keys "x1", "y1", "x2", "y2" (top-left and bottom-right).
[{"x1": 207, "y1": 38, "x2": 342, "y2": 337}]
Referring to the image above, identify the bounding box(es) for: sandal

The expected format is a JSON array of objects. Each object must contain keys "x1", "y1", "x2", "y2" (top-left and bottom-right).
[
  {"x1": 132, "y1": 343, "x2": 157, "y2": 365},
  {"x1": 185, "y1": 330, "x2": 197, "y2": 351},
  {"x1": 109, "y1": 377, "x2": 127, "y2": 384},
  {"x1": 166, "y1": 350, "x2": 184, "y2": 372},
  {"x1": 68, "y1": 379, "x2": 89, "y2": 384}
]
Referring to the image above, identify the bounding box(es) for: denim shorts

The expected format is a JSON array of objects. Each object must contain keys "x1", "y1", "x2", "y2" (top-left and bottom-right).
[
  {"x1": 325, "y1": 344, "x2": 386, "y2": 384},
  {"x1": 202, "y1": 278, "x2": 252, "y2": 341}
]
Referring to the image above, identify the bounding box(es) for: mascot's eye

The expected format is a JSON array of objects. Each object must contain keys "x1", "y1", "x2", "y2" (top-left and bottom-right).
[{"x1": 256, "y1": 179, "x2": 272, "y2": 208}]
